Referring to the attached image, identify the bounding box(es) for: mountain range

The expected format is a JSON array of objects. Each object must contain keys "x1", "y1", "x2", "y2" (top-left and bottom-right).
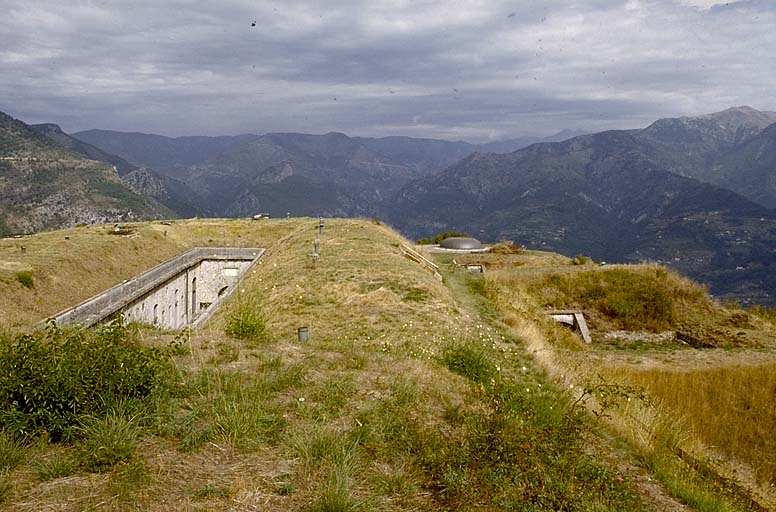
[
  {"x1": 390, "y1": 115, "x2": 776, "y2": 304},
  {"x1": 0, "y1": 112, "x2": 169, "y2": 235},
  {"x1": 2, "y1": 106, "x2": 774, "y2": 304}
]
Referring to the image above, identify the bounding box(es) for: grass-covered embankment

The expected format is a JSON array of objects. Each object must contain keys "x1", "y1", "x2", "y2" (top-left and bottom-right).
[
  {"x1": 0, "y1": 218, "x2": 299, "y2": 329},
  {"x1": 0, "y1": 218, "x2": 647, "y2": 511},
  {"x1": 456, "y1": 247, "x2": 776, "y2": 510}
]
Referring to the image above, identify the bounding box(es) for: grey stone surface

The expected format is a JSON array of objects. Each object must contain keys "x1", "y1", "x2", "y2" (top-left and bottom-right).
[{"x1": 440, "y1": 237, "x2": 483, "y2": 250}]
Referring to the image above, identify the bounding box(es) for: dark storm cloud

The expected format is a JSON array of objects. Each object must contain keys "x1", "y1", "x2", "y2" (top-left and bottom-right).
[{"x1": 1, "y1": 0, "x2": 775, "y2": 141}]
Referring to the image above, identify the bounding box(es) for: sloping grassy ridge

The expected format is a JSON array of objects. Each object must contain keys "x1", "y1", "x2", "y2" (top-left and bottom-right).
[
  {"x1": 0, "y1": 218, "x2": 646, "y2": 511},
  {"x1": 458, "y1": 247, "x2": 776, "y2": 510}
]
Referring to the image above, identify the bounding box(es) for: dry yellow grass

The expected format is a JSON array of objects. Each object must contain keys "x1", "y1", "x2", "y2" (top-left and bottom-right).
[
  {"x1": 2, "y1": 218, "x2": 539, "y2": 511},
  {"x1": 617, "y1": 364, "x2": 776, "y2": 484},
  {"x1": 0, "y1": 218, "x2": 302, "y2": 328},
  {"x1": 461, "y1": 247, "x2": 776, "y2": 509}
]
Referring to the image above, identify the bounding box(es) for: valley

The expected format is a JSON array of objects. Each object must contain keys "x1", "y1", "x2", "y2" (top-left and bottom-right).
[{"x1": 2, "y1": 106, "x2": 775, "y2": 304}]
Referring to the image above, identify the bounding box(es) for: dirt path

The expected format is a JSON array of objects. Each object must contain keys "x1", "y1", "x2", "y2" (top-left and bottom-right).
[{"x1": 436, "y1": 262, "x2": 692, "y2": 511}]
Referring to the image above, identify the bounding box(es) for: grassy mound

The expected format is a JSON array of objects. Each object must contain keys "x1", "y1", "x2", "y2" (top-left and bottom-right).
[
  {"x1": 0, "y1": 218, "x2": 648, "y2": 510},
  {"x1": 527, "y1": 265, "x2": 708, "y2": 332},
  {"x1": 457, "y1": 245, "x2": 776, "y2": 510}
]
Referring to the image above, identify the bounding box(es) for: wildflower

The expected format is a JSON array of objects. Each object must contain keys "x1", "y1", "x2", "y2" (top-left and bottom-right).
[{"x1": 298, "y1": 397, "x2": 305, "y2": 402}]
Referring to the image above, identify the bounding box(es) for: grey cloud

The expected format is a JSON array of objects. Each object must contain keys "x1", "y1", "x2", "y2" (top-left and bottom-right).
[{"x1": 1, "y1": 0, "x2": 775, "y2": 141}]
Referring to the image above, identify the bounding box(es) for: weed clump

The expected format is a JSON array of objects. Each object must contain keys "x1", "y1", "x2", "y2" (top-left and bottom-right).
[
  {"x1": 77, "y1": 409, "x2": 140, "y2": 472},
  {"x1": 0, "y1": 429, "x2": 27, "y2": 472},
  {"x1": 748, "y1": 304, "x2": 776, "y2": 324},
  {"x1": 225, "y1": 301, "x2": 267, "y2": 342},
  {"x1": 569, "y1": 254, "x2": 590, "y2": 265},
  {"x1": 488, "y1": 240, "x2": 524, "y2": 254},
  {"x1": 442, "y1": 342, "x2": 496, "y2": 385},
  {"x1": 14, "y1": 271, "x2": 33, "y2": 289}
]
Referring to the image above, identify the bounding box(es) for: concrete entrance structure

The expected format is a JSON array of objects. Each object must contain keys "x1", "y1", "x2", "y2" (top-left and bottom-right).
[
  {"x1": 53, "y1": 247, "x2": 264, "y2": 329},
  {"x1": 547, "y1": 309, "x2": 591, "y2": 343}
]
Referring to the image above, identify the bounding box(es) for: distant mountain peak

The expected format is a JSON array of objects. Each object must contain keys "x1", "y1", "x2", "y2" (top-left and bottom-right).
[
  {"x1": 691, "y1": 105, "x2": 776, "y2": 130},
  {"x1": 31, "y1": 123, "x2": 65, "y2": 134}
]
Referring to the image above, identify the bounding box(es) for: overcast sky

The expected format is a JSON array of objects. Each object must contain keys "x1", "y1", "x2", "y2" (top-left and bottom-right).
[{"x1": 1, "y1": 0, "x2": 774, "y2": 142}]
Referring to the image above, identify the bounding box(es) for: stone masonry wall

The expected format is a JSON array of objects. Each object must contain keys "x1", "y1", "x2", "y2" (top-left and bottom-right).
[{"x1": 52, "y1": 247, "x2": 264, "y2": 328}]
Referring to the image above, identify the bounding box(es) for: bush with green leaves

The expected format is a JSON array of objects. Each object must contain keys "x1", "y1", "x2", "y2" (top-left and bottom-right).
[{"x1": 0, "y1": 320, "x2": 178, "y2": 441}]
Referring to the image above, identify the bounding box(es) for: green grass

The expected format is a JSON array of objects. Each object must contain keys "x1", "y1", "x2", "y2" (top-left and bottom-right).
[
  {"x1": 0, "y1": 430, "x2": 26, "y2": 472},
  {"x1": 77, "y1": 409, "x2": 141, "y2": 472},
  {"x1": 224, "y1": 300, "x2": 267, "y2": 342},
  {"x1": 644, "y1": 450, "x2": 743, "y2": 512},
  {"x1": 14, "y1": 271, "x2": 33, "y2": 289},
  {"x1": 442, "y1": 341, "x2": 496, "y2": 385},
  {"x1": 193, "y1": 483, "x2": 230, "y2": 499},
  {"x1": 34, "y1": 450, "x2": 80, "y2": 481},
  {"x1": 0, "y1": 218, "x2": 743, "y2": 511}
]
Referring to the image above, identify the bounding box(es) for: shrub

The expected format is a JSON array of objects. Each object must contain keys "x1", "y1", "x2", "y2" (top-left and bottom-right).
[
  {"x1": 224, "y1": 301, "x2": 267, "y2": 342},
  {"x1": 14, "y1": 271, "x2": 33, "y2": 289},
  {"x1": 530, "y1": 268, "x2": 675, "y2": 331},
  {"x1": 488, "y1": 240, "x2": 524, "y2": 254},
  {"x1": 570, "y1": 254, "x2": 589, "y2": 265},
  {"x1": 0, "y1": 320, "x2": 177, "y2": 441}
]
